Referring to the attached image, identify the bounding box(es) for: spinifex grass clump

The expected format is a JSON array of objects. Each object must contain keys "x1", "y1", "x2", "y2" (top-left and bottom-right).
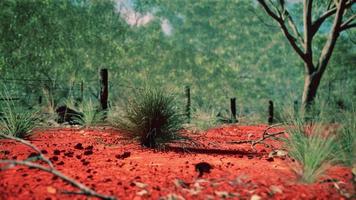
[
  {"x1": 0, "y1": 104, "x2": 40, "y2": 139},
  {"x1": 73, "y1": 99, "x2": 104, "y2": 127},
  {"x1": 337, "y1": 108, "x2": 356, "y2": 166},
  {"x1": 285, "y1": 118, "x2": 339, "y2": 183},
  {"x1": 118, "y1": 88, "x2": 185, "y2": 148}
]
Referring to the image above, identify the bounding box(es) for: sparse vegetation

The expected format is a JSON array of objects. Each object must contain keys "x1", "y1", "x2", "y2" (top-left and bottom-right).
[
  {"x1": 284, "y1": 118, "x2": 339, "y2": 183},
  {"x1": 116, "y1": 88, "x2": 185, "y2": 148},
  {"x1": 73, "y1": 99, "x2": 104, "y2": 127},
  {"x1": 0, "y1": 103, "x2": 40, "y2": 139},
  {"x1": 337, "y1": 108, "x2": 356, "y2": 166}
]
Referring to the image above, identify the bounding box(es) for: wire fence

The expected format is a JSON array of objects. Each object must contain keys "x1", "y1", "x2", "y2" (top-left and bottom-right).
[{"x1": 0, "y1": 69, "x2": 295, "y2": 124}]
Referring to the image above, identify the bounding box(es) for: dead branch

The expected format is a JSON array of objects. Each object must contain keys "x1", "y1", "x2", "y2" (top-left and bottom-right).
[
  {"x1": 226, "y1": 124, "x2": 285, "y2": 151},
  {"x1": 0, "y1": 133, "x2": 117, "y2": 200},
  {"x1": 0, "y1": 133, "x2": 54, "y2": 169},
  {"x1": 0, "y1": 160, "x2": 116, "y2": 200}
]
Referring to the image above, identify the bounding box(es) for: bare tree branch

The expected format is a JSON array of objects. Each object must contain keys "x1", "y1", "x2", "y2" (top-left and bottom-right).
[
  {"x1": 257, "y1": 0, "x2": 306, "y2": 62},
  {"x1": 311, "y1": 0, "x2": 355, "y2": 37},
  {"x1": 340, "y1": 14, "x2": 356, "y2": 31},
  {"x1": 317, "y1": 0, "x2": 348, "y2": 75},
  {"x1": 340, "y1": 22, "x2": 356, "y2": 31},
  {"x1": 0, "y1": 160, "x2": 116, "y2": 200},
  {"x1": 285, "y1": 11, "x2": 304, "y2": 45}
]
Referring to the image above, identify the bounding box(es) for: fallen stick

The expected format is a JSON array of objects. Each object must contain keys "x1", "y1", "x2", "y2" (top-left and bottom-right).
[
  {"x1": 0, "y1": 160, "x2": 116, "y2": 200},
  {"x1": 226, "y1": 124, "x2": 285, "y2": 151},
  {"x1": 0, "y1": 133, "x2": 117, "y2": 200},
  {"x1": 0, "y1": 133, "x2": 54, "y2": 169}
]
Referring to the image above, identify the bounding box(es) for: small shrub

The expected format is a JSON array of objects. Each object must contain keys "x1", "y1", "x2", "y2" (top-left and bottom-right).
[
  {"x1": 284, "y1": 118, "x2": 339, "y2": 183},
  {"x1": 73, "y1": 99, "x2": 104, "y2": 127},
  {"x1": 0, "y1": 105, "x2": 40, "y2": 139},
  {"x1": 337, "y1": 108, "x2": 356, "y2": 166},
  {"x1": 117, "y1": 88, "x2": 185, "y2": 148}
]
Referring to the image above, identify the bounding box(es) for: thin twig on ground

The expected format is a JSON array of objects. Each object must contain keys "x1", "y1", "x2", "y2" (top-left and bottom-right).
[
  {"x1": 0, "y1": 133, "x2": 117, "y2": 200},
  {"x1": 0, "y1": 133, "x2": 54, "y2": 169},
  {"x1": 226, "y1": 124, "x2": 285, "y2": 151},
  {"x1": 0, "y1": 160, "x2": 116, "y2": 200}
]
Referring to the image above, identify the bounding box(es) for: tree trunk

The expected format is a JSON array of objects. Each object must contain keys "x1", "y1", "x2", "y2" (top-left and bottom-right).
[{"x1": 302, "y1": 71, "x2": 322, "y2": 110}]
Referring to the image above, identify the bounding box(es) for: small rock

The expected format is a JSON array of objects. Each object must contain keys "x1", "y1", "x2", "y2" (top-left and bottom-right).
[
  {"x1": 266, "y1": 157, "x2": 274, "y2": 162},
  {"x1": 85, "y1": 145, "x2": 93, "y2": 150},
  {"x1": 83, "y1": 150, "x2": 93, "y2": 155},
  {"x1": 74, "y1": 143, "x2": 84, "y2": 150},
  {"x1": 251, "y1": 194, "x2": 261, "y2": 200},
  {"x1": 115, "y1": 151, "x2": 131, "y2": 159},
  {"x1": 53, "y1": 150, "x2": 60, "y2": 155}
]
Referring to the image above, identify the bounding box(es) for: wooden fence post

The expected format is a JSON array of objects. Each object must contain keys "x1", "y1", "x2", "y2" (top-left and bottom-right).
[
  {"x1": 268, "y1": 100, "x2": 274, "y2": 124},
  {"x1": 99, "y1": 69, "x2": 108, "y2": 118},
  {"x1": 185, "y1": 86, "x2": 191, "y2": 123},
  {"x1": 230, "y1": 98, "x2": 237, "y2": 123},
  {"x1": 38, "y1": 96, "x2": 42, "y2": 105},
  {"x1": 294, "y1": 100, "x2": 298, "y2": 116},
  {"x1": 80, "y1": 80, "x2": 84, "y2": 102}
]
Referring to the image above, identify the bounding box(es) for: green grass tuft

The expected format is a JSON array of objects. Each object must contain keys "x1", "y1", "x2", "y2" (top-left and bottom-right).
[
  {"x1": 337, "y1": 108, "x2": 356, "y2": 166},
  {"x1": 116, "y1": 88, "x2": 185, "y2": 148},
  {"x1": 285, "y1": 118, "x2": 339, "y2": 183},
  {"x1": 0, "y1": 105, "x2": 40, "y2": 139},
  {"x1": 73, "y1": 99, "x2": 104, "y2": 127}
]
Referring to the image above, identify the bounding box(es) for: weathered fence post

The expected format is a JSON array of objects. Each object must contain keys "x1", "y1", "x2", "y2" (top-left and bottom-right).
[
  {"x1": 230, "y1": 98, "x2": 237, "y2": 123},
  {"x1": 268, "y1": 100, "x2": 274, "y2": 124},
  {"x1": 80, "y1": 80, "x2": 84, "y2": 102},
  {"x1": 185, "y1": 86, "x2": 191, "y2": 123},
  {"x1": 294, "y1": 100, "x2": 299, "y2": 116},
  {"x1": 99, "y1": 69, "x2": 108, "y2": 119},
  {"x1": 38, "y1": 96, "x2": 42, "y2": 105}
]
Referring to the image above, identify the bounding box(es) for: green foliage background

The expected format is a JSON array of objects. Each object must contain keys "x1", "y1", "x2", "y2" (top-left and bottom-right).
[{"x1": 0, "y1": 0, "x2": 355, "y2": 122}]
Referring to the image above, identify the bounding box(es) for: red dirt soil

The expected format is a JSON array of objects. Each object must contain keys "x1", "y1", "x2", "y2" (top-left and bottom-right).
[{"x1": 0, "y1": 125, "x2": 354, "y2": 200}]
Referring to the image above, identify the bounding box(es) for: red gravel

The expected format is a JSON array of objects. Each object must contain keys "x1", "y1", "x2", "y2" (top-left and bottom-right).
[{"x1": 0, "y1": 125, "x2": 354, "y2": 200}]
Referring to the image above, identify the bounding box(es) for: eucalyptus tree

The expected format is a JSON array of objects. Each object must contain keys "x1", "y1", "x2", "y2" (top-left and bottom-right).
[{"x1": 256, "y1": 0, "x2": 356, "y2": 109}]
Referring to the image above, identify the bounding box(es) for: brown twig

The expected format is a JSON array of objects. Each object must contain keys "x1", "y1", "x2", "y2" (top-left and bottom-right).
[
  {"x1": 0, "y1": 133, "x2": 117, "y2": 200},
  {"x1": 0, "y1": 133, "x2": 54, "y2": 169},
  {"x1": 0, "y1": 160, "x2": 116, "y2": 200},
  {"x1": 226, "y1": 124, "x2": 285, "y2": 151}
]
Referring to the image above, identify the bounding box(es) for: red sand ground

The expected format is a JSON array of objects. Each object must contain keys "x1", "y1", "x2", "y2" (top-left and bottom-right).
[{"x1": 0, "y1": 125, "x2": 354, "y2": 200}]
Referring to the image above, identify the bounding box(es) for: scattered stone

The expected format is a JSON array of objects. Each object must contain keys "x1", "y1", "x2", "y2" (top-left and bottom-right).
[
  {"x1": 195, "y1": 162, "x2": 213, "y2": 177},
  {"x1": 40, "y1": 150, "x2": 48, "y2": 154},
  {"x1": 115, "y1": 151, "x2": 131, "y2": 159},
  {"x1": 84, "y1": 150, "x2": 93, "y2": 155},
  {"x1": 134, "y1": 181, "x2": 148, "y2": 188},
  {"x1": 269, "y1": 185, "x2": 283, "y2": 194},
  {"x1": 85, "y1": 145, "x2": 93, "y2": 150},
  {"x1": 266, "y1": 157, "x2": 274, "y2": 162},
  {"x1": 251, "y1": 194, "x2": 261, "y2": 200},
  {"x1": 74, "y1": 143, "x2": 84, "y2": 150},
  {"x1": 57, "y1": 161, "x2": 64, "y2": 165},
  {"x1": 27, "y1": 152, "x2": 39, "y2": 159},
  {"x1": 53, "y1": 150, "x2": 60, "y2": 155},
  {"x1": 50, "y1": 156, "x2": 58, "y2": 162},
  {"x1": 64, "y1": 151, "x2": 74, "y2": 157}
]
